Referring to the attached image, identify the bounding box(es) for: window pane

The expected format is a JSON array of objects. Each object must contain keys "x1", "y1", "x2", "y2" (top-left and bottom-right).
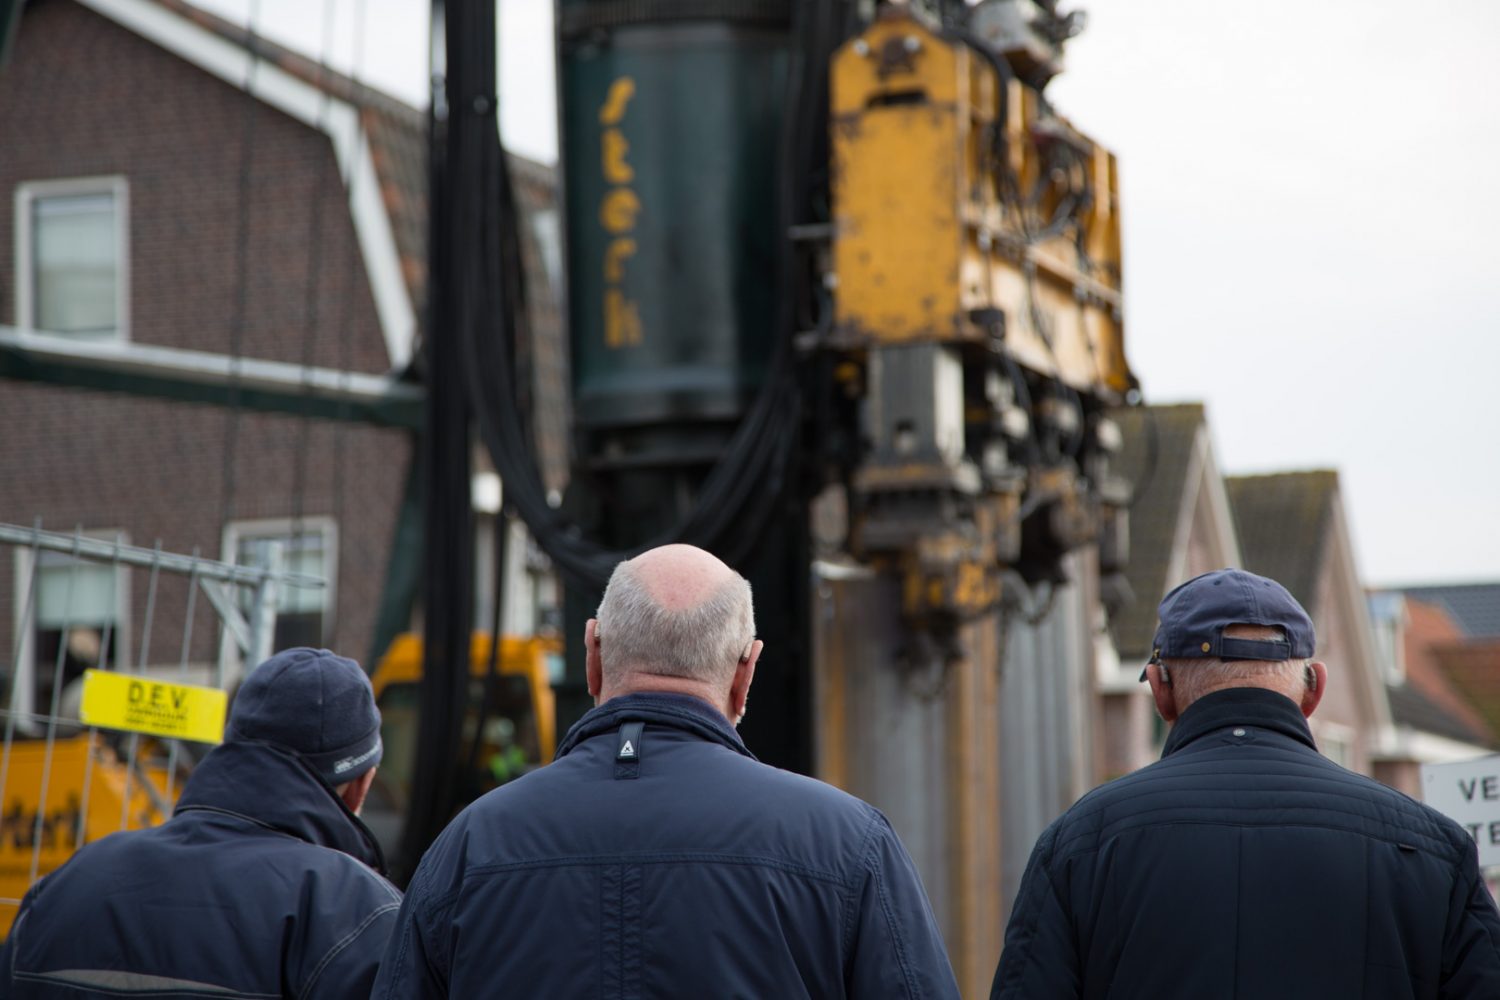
[
  {"x1": 33, "y1": 627, "x2": 116, "y2": 716},
  {"x1": 233, "y1": 528, "x2": 330, "y2": 635},
  {"x1": 530, "y1": 208, "x2": 563, "y2": 291},
  {"x1": 33, "y1": 192, "x2": 118, "y2": 335},
  {"x1": 281, "y1": 538, "x2": 327, "y2": 615},
  {"x1": 35, "y1": 553, "x2": 119, "y2": 628}
]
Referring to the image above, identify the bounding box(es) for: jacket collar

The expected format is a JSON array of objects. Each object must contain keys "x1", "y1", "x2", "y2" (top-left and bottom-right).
[
  {"x1": 556, "y1": 691, "x2": 757, "y2": 762},
  {"x1": 174, "y1": 740, "x2": 387, "y2": 873},
  {"x1": 1161, "y1": 687, "x2": 1319, "y2": 758}
]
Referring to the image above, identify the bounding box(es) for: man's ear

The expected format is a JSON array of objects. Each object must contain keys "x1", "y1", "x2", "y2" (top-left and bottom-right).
[
  {"x1": 728, "y1": 639, "x2": 762, "y2": 725},
  {"x1": 1145, "y1": 662, "x2": 1179, "y2": 724},
  {"x1": 1300, "y1": 661, "x2": 1328, "y2": 719},
  {"x1": 585, "y1": 618, "x2": 603, "y2": 703},
  {"x1": 340, "y1": 768, "x2": 377, "y2": 816}
]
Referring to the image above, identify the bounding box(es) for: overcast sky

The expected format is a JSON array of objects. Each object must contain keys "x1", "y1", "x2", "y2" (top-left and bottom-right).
[{"x1": 189, "y1": 0, "x2": 1500, "y2": 586}]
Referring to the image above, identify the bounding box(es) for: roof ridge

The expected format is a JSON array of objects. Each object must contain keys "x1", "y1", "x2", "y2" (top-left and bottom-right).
[
  {"x1": 1405, "y1": 582, "x2": 1500, "y2": 592},
  {"x1": 1225, "y1": 469, "x2": 1340, "y2": 482},
  {"x1": 162, "y1": 0, "x2": 417, "y2": 116}
]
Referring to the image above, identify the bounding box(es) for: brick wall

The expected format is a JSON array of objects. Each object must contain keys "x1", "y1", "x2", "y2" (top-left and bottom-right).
[{"x1": 0, "y1": 1, "x2": 412, "y2": 673}]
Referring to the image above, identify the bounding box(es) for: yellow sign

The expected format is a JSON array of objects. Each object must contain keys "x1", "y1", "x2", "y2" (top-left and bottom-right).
[{"x1": 79, "y1": 670, "x2": 227, "y2": 744}]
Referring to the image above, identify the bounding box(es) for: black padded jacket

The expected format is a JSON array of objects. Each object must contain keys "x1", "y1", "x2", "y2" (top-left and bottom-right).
[
  {"x1": 992, "y1": 687, "x2": 1500, "y2": 999},
  {"x1": 374, "y1": 692, "x2": 959, "y2": 999},
  {"x1": 0, "y1": 741, "x2": 400, "y2": 999}
]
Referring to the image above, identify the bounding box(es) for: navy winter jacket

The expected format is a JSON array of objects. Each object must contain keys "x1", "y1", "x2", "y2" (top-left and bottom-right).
[
  {"x1": 992, "y1": 687, "x2": 1500, "y2": 999},
  {"x1": 0, "y1": 740, "x2": 401, "y2": 999},
  {"x1": 373, "y1": 692, "x2": 959, "y2": 998}
]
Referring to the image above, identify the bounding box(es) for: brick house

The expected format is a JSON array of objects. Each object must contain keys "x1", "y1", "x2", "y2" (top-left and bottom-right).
[
  {"x1": 1392, "y1": 587, "x2": 1500, "y2": 749},
  {"x1": 1366, "y1": 592, "x2": 1494, "y2": 795},
  {"x1": 1385, "y1": 585, "x2": 1500, "y2": 754},
  {"x1": 0, "y1": 0, "x2": 563, "y2": 716}
]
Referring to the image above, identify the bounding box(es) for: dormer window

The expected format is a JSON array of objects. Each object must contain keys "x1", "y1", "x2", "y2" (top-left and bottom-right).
[
  {"x1": 15, "y1": 176, "x2": 129, "y2": 342},
  {"x1": 1367, "y1": 590, "x2": 1408, "y2": 685}
]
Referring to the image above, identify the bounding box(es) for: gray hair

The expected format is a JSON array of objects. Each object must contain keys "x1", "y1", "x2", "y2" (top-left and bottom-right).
[
  {"x1": 1165, "y1": 656, "x2": 1312, "y2": 706},
  {"x1": 1164, "y1": 623, "x2": 1315, "y2": 706},
  {"x1": 595, "y1": 560, "x2": 756, "y2": 684}
]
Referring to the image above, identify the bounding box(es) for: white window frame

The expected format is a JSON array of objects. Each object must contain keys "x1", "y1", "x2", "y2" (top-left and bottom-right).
[
  {"x1": 220, "y1": 516, "x2": 339, "y2": 665},
  {"x1": 14, "y1": 175, "x2": 131, "y2": 343},
  {"x1": 529, "y1": 207, "x2": 564, "y2": 292},
  {"x1": 1375, "y1": 602, "x2": 1408, "y2": 686},
  {"x1": 11, "y1": 530, "x2": 133, "y2": 726}
]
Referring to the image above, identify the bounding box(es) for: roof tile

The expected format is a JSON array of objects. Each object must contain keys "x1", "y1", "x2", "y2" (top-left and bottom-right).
[
  {"x1": 1432, "y1": 640, "x2": 1500, "y2": 742},
  {"x1": 1400, "y1": 584, "x2": 1500, "y2": 639},
  {"x1": 1225, "y1": 471, "x2": 1338, "y2": 615}
]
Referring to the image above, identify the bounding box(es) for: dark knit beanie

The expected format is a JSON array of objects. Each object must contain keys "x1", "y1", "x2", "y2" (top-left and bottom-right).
[{"x1": 226, "y1": 647, "x2": 383, "y2": 785}]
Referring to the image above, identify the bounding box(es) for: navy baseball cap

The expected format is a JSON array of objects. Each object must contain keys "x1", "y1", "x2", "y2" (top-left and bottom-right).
[
  {"x1": 227, "y1": 647, "x2": 383, "y2": 785},
  {"x1": 1138, "y1": 568, "x2": 1316, "y2": 681}
]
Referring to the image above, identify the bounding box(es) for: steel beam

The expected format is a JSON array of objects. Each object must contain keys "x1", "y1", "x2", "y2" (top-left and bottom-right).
[{"x1": 0, "y1": 327, "x2": 422, "y2": 428}]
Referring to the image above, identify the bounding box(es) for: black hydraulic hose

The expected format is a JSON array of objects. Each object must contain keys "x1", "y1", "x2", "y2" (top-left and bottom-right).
[
  {"x1": 458, "y1": 505, "x2": 512, "y2": 802},
  {"x1": 399, "y1": 0, "x2": 484, "y2": 886},
  {"x1": 459, "y1": 3, "x2": 832, "y2": 588},
  {"x1": 954, "y1": 30, "x2": 1013, "y2": 208}
]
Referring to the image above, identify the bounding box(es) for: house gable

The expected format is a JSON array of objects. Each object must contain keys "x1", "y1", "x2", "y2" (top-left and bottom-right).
[
  {"x1": 1312, "y1": 494, "x2": 1394, "y2": 766},
  {"x1": 1109, "y1": 403, "x2": 1239, "y2": 662},
  {"x1": 1227, "y1": 472, "x2": 1394, "y2": 772},
  {"x1": 1096, "y1": 404, "x2": 1239, "y2": 780},
  {"x1": 75, "y1": 0, "x2": 416, "y2": 369},
  {"x1": 3, "y1": 1, "x2": 390, "y2": 377}
]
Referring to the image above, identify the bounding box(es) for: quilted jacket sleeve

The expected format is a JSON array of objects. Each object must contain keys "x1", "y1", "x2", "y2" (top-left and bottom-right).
[
  {"x1": 991, "y1": 820, "x2": 1080, "y2": 1000},
  {"x1": 1439, "y1": 839, "x2": 1500, "y2": 999},
  {"x1": 845, "y1": 810, "x2": 961, "y2": 999}
]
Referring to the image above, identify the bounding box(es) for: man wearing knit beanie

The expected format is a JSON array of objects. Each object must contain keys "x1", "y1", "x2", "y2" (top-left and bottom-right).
[{"x1": 1, "y1": 648, "x2": 401, "y2": 1000}]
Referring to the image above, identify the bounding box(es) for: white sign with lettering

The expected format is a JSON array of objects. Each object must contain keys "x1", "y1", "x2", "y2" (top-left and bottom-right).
[{"x1": 1421, "y1": 755, "x2": 1500, "y2": 867}]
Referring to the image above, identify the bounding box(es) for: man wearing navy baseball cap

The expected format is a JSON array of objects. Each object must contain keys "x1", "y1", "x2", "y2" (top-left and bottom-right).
[
  {"x1": 993, "y1": 568, "x2": 1500, "y2": 998},
  {"x1": 1, "y1": 648, "x2": 401, "y2": 999}
]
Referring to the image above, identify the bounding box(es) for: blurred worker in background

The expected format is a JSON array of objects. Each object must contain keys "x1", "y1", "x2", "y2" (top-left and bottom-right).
[
  {"x1": 484, "y1": 716, "x2": 528, "y2": 785},
  {"x1": 0, "y1": 647, "x2": 400, "y2": 999},
  {"x1": 374, "y1": 543, "x2": 960, "y2": 998},
  {"x1": 992, "y1": 568, "x2": 1500, "y2": 998}
]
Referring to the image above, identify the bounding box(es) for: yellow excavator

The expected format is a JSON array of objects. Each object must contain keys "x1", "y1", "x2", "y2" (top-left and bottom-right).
[
  {"x1": 0, "y1": 735, "x2": 173, "y2": 936},
  {"x1": 360, "y1": 633, "x2": 559, "y2": 856}
]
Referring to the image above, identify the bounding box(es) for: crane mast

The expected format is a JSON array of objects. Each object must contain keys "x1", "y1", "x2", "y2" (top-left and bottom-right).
[{"x1": 429, "y1": 0, "x2": 1134, "y2": 991}]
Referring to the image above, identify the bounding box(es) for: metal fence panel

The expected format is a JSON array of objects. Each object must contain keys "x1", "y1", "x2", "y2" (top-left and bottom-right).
[{"x1": 0, "y1": 521, "x2": 321, "y2": 935}]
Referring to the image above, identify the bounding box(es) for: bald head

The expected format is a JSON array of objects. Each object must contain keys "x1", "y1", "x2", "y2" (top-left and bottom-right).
[
  {"x1": 594, "y1": 545, "x2": 756, "y2": 688},
  {"x1": 628, "y1": 544, "x2": 742, "y2": 613}
]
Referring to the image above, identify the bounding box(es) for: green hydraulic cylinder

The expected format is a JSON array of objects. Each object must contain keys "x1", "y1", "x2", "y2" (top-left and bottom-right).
[
  {"x1": 554, "y1": 2, "x2": 801, "y2": 755},
  {"x1": 559, "y1": 2, "x2": 790, "y2": 458}
]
